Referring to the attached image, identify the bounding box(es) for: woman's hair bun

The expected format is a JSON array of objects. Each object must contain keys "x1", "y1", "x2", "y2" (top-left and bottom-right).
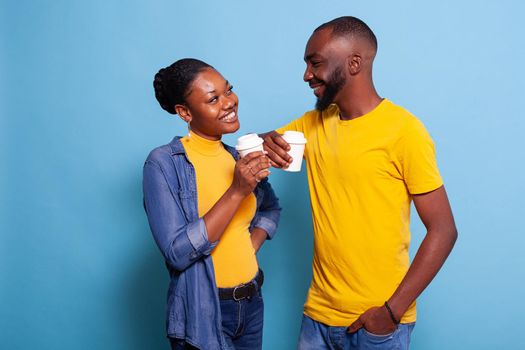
[{"x1": 153, "y1": 58, "x2": 212, "y2": 115}]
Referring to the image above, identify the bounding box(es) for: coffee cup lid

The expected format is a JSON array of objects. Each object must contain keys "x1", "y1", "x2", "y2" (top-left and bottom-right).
[
  {"x1": 235, "y1": 133, "x2": 264, "y2": 150},
  {"x1": 282, "y1": 131, "x2": 307, "y2": 144}
]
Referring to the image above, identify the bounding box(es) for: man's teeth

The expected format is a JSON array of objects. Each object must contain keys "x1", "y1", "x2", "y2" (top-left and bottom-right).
[{"x1": 221, "y1": 112, "x2": 236, "y2": 121}]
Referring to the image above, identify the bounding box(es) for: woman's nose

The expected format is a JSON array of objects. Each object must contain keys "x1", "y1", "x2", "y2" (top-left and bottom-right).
[{"x1": 222, "y1": 95, "x2": 235, "y2": 109}]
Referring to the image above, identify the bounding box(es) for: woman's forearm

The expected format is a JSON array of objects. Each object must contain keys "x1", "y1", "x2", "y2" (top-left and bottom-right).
[
  {"x1": 204, "y1": 151, "x2": 271, "y2": 243},
  {"x1": 250, "y1": 227, "x2": 268, "y2": 253},
  {"x1": 203, "y1": 186, "x2": 246, "y2": 242}
]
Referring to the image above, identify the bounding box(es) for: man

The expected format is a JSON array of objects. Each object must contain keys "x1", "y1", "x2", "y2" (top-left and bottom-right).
[{"x1": 263, "y1": 16, "x2": 457, "y2": 349}]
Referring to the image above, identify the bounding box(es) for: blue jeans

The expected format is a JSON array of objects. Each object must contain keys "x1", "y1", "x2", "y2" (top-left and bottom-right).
[
  {"x1": 298, "y1": 314, "x2": 415, "y2": 350},
  {"x1": 170, "y1": 290, "x2": 264, "y2": 350}
]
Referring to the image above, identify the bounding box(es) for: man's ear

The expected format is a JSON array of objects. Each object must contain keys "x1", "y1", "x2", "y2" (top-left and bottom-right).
[
  {"x1": 347, "y1": 54, "x2": 362, "y2": 75},
  {"x1": 175, "y1": 104, "x2": 191, "y2": 123}
]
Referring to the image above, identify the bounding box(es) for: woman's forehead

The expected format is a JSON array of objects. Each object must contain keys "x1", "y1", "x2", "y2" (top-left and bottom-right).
[{"x1": 187, "y1": 69, "x2": 228, "y2": 98}]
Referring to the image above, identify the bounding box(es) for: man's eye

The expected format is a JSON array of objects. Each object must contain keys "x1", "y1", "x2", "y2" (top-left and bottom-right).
[{"x1": 312, "y1": 61, "x2": 321, "y2": 67}]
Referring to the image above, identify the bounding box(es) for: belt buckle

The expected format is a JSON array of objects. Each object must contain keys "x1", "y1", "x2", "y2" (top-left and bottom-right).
[{"x1": 232, "y1": 283, "x2": 246, "y2": 301}]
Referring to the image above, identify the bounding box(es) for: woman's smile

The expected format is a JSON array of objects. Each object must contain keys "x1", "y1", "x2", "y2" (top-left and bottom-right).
[{"x1": 219, "y1": 110, "x2": 238, "y2": 123}]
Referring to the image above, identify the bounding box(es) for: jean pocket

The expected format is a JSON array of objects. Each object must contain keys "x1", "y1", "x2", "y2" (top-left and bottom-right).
[{"x1": 360, "y1": 327, "x2": 399, "y2": 346}]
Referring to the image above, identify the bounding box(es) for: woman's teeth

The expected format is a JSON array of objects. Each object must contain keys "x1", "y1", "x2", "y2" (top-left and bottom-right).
[{"x1": 221, "y1": 111, "x2": 236, "y2": 122}]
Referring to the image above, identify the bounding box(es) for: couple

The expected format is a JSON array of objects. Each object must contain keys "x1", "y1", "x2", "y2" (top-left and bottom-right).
[{"x1": 142, "y1": 16, "x2": 457, "y2": 350}]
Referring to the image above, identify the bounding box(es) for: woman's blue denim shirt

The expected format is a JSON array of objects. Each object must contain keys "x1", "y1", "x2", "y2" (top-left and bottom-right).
[{"x1": 142, "y1": 137, "x2": 281, "y2": 350}]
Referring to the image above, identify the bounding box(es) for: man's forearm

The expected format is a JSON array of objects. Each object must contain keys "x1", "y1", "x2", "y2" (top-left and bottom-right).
[{"x1": 387, "y1": 226, "x2": 457, "y2": 320}]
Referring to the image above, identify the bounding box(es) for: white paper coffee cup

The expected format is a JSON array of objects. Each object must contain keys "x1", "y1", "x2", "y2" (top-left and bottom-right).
[
  {"x1": 235, "y1": 133, "x2": 264, "y2": 157},
  {"x1": 282, "y1": 131, "x2": 307, "y2": 172}
]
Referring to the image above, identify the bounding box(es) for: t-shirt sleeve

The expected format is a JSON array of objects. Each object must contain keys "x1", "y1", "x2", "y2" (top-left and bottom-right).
[{"x1": 399, "y1": 119, "x2": 444, "y2": 195}]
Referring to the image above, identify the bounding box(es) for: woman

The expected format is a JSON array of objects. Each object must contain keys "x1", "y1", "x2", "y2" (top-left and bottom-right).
[{"x1": 143, "y1": 58, "x2": 280, "y2": 350}]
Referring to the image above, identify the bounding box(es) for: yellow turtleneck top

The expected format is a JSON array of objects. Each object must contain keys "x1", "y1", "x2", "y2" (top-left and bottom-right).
[{"x1": 181, "y1": 131, "x2": 259, "y2": 287}]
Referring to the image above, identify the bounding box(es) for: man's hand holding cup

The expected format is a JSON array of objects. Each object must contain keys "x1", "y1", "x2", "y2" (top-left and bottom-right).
[{"x1": 261, "y1": 131, "x2": 307, "y2": 172}]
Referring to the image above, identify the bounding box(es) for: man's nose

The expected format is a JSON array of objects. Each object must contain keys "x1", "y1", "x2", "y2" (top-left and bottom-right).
[{"x1": 303, "y1": 68, "x2": 313, "y2": 82}]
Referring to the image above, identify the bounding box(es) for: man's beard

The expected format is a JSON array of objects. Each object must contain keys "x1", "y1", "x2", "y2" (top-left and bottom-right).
[{"x1": 315, "y1": 66, "x2": 346, "y2": 111}]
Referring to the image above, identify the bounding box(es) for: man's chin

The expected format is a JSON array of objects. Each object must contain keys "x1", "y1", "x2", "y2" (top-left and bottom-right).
[{"x1": 315, "y1": 97, "x2": 332, "y2": 111}]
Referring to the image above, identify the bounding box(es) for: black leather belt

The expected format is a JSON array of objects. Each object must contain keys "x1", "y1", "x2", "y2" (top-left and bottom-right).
[{"x1": 218, "y1": 269, "x2": 264, "y2": 301}]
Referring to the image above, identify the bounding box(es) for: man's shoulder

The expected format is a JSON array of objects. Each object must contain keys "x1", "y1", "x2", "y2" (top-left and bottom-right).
[{"x1": 382, "y1": 99, "x2": 427, "y2": 131}]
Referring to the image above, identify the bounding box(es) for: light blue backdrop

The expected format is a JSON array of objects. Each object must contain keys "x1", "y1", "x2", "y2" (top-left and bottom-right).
[{"x1": 2, "y1": 1, "x2": 524, "y2": 349}]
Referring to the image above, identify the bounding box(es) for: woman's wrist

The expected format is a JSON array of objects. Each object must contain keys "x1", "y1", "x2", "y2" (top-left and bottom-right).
[{"x1": 227, "y1": 185, "x2": 248, "y2": 201}]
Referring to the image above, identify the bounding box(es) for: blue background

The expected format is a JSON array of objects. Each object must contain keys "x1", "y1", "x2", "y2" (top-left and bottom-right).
[{"x1": 2, "y1": 1, "x2": 524, "y2": 349}]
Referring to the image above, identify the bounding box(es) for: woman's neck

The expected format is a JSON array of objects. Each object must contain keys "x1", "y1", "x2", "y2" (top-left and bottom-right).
[{"x1": 185, "y1": 130, "x2": 223, "y2": 156}]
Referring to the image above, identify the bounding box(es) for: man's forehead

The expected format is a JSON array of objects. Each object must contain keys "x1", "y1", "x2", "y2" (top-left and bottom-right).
[
  {"x1": 305, "y1": 29, "x2": 351, "y2": 58},
  {"x1": 307, "y1": 29, "x2": 331, "y2": 48}
]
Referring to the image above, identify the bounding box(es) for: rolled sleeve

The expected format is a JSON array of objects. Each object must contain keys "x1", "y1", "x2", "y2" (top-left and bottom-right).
[
  {"x1": 186, "y1": 218, "x2": 217, "y2": 256},
  {"x1": 252, "y1": 215, "x2": 278, "y2": 239},
  {"x1": 251, "y1": 178, "x2": 281, "y2": 240},
  {"x1": 143, "y1": 160, "x2": 215, "y2": 271}
]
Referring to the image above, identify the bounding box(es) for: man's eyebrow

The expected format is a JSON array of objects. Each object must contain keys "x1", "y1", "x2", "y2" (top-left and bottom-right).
[{"x1": 304, "y1": 53, "x2": 320, "y2": 62}]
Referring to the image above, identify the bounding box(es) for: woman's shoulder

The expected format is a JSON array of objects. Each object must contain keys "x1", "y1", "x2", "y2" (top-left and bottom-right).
[{"x1": 145, "y1": 136, "x2": 185, "y2": 166}]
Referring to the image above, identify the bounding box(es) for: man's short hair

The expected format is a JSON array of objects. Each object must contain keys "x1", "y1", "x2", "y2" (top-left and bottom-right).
[{"x1": 315, "y1": 16, "x2": 377, "y2": 51}]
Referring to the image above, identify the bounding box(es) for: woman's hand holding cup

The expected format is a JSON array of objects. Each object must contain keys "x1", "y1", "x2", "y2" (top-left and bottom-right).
[{"x1": 231, "y1": 151, "x2": 270, "y2": 197}]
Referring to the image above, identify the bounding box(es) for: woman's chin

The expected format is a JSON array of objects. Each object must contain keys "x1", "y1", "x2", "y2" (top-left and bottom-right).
[{"x1": 222, "y1": 120, "x2": 240, "y2": 134}]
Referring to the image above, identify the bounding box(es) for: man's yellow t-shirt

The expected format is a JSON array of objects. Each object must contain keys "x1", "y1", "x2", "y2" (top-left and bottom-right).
[{"x1": 277, "y1": 99, "x2": 443, "y2": 326}]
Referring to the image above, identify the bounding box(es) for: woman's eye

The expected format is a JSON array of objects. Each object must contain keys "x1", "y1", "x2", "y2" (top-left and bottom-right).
[
  {"x1": 208, "y1": 96, "x2": 218, "y2": 103},
  {"x1": 226, "y1": 86, "x2": 234, "y2": 95}
]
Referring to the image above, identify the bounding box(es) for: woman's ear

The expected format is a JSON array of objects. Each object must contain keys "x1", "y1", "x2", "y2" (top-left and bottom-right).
[{"x1": 175, "y1": 104, "x2": 191, "y2": 123}]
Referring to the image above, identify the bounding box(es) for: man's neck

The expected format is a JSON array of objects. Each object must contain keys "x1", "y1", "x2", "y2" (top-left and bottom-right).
[{"x1": 336, "y1": 83, "x2": 382, "y2": 120}]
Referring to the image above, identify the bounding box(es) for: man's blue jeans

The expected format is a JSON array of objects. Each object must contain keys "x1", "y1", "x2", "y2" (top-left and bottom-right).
[
  {"x1": 170, "y1": 290, "x2": 264, "y2": 350},
  {"x1": 298, "y1": 314, "x2": 415, "y2": 350}
]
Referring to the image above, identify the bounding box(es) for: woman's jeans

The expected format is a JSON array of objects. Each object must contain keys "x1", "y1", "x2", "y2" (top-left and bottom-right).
[
  {"x1": 298, "y1": 314, "x2": 415, "y2": 350},
  {"x1": 169, "y1": 289, "x2": 264, "y2": 350}
]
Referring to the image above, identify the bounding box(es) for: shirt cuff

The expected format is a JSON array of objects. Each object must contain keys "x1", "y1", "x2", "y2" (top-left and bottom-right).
[
  {"x1": 251, "y1": 216, "x2": 277, "y2": 240},
  {"x1": 186, "y1": 218, "x2": 217, "y2": 256}
]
